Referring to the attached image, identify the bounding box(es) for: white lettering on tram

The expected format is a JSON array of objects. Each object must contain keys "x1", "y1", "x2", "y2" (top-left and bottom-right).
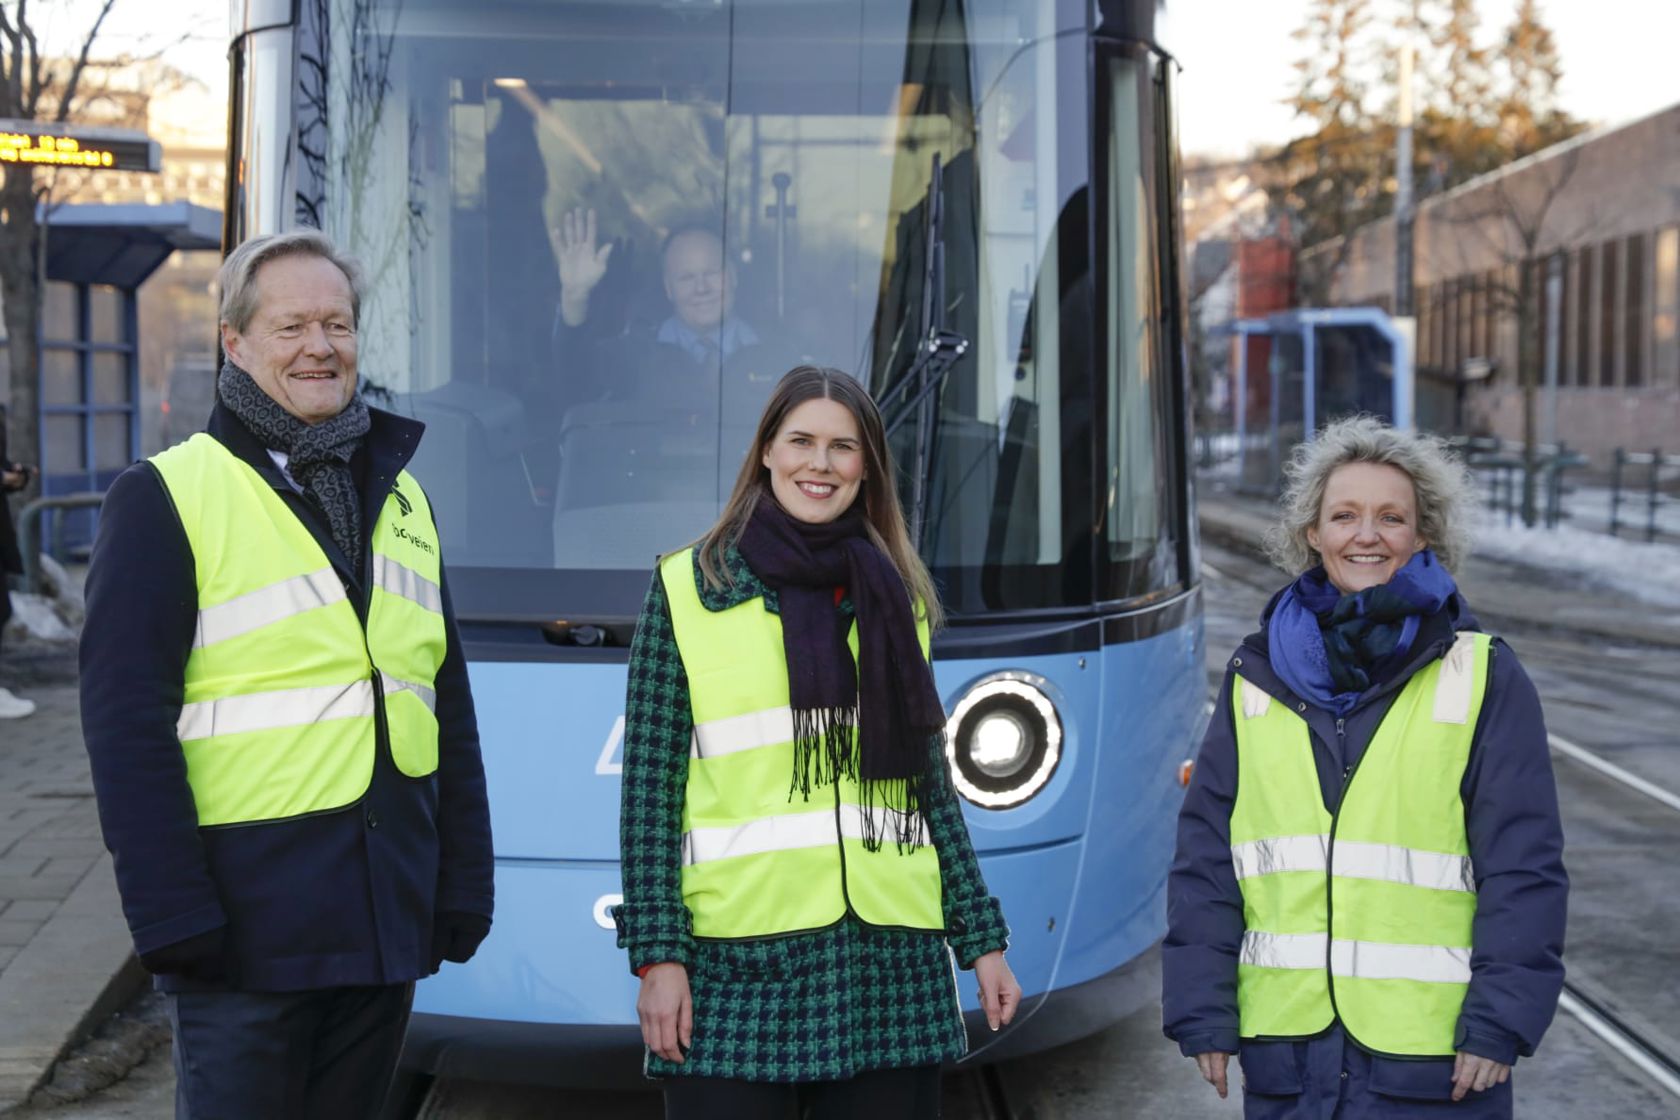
[
  {"x1": 595, "y1": 715, "x2": 625, "y2": 776},
  {"x1": 593, "y1": 894, "x2": 622, "y2": 931}
]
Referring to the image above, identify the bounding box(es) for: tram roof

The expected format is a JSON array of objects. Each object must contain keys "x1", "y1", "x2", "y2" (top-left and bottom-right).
[{"x1": 36, "y1": 201, "x2": 222, "y2": 289}]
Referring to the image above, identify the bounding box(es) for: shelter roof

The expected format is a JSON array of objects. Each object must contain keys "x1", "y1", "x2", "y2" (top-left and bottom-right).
[{"x1": 38, "y1": 201, "x2": 221, "y2": 288}]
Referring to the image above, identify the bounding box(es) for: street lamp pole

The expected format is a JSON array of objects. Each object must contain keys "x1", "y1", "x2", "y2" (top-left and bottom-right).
[{"x1": 1394, "y1": 6, "x2": 1417, "y2": 319}]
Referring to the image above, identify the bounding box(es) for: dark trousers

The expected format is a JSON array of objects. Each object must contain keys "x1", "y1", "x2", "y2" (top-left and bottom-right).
[
  {"x1": 663, "y1": 1065, "x2": 941, "y2": 1120},
  {"x1": 169, "y1": 982, "x2": 414, "y2": 1120}
]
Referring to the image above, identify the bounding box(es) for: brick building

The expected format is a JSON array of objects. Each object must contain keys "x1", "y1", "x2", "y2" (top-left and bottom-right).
[{"x1": 1310, "y1": 102, "x2": 1680, "y2": 462}]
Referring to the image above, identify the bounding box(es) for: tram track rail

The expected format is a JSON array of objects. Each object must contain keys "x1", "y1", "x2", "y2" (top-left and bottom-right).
[
  {"x1": 1557, "y1": 983, "x2": 1680, "y2": 1102},
  {"x1": 1546, "y1": 732, "x2": 1680, "y2": 1103},
  {"x1": 1548, "y1": 733, "x2": 1680, "y2": 815}
]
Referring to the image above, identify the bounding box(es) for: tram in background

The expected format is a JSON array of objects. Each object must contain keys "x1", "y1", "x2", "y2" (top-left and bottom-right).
[{"x1": 225, "y1": 0, "x2": 1202, "y2": 1084}]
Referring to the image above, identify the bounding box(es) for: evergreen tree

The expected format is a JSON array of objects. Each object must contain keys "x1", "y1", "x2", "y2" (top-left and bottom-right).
[
  {"x1": 1276, "y1": 0, "x2": 1388, "y2": 257},
  {"x1": 1498, "y1": 0, "x2": 1577, "y2": 157},
  {"x1": 1414, "y1": 0, "x2": 1503, "y2": 188},
  {"x1": 1277, "y1": 0, "x2": 1586, "y2": 249}
]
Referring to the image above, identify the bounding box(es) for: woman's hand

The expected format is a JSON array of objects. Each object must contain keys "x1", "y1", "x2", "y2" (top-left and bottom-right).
[
  {"x1": 636, "y1": 962, "x2": 692, "y2": 1063},
  {"x1": 1451, "y1": 1051, "x2": 1510, "y2": 1100},
  {"x1": 1193, "y1": 1052, "x2": 1230, "y2": 1099},
  {"x1": 973, "y1": 951, "x2": 1022, "y2": 1031}
]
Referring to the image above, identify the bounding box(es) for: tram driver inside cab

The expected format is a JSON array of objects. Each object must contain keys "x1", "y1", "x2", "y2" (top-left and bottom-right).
[{"x1": 550, "y1": 207, "x2": 777, "y2": 414}]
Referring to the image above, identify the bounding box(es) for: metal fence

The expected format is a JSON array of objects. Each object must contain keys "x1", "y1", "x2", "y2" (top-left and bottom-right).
[
  {"x1": 1453, "y1": 437, "x2": 1588, "y2": 530},
  {"x1": 1609, "y1": 449, "x2": 1680, "y2": 543}
]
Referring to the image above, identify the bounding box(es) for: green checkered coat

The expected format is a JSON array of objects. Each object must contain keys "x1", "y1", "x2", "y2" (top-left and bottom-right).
[{"x1": 615, "y1": 547, "x2": 1011, "y2": 1082}]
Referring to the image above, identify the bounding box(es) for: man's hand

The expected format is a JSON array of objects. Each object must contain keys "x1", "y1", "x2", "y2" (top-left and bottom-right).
[
  {"x1": 428, "y1": 910, "x2": 491, "y2": 973},
  {"x1": 636, "y1": 962, "x2": 692, "y2": 1063},
  {"x1": 974, "y1": 950, "x2": 1022, "y2": 1031},
  {"x1": 555, "y1": 207, "x2": 614, "y2": 326},
  {"x1": 139, "y1": 926, "x2": 229, "y2": 984},
  {"x1": 1194, "y1": 1051, "x2": 1230, "y2": 1099},
  {"x1": 1451, "y1": 1051, "x2": 1510, "y2": 1101}
]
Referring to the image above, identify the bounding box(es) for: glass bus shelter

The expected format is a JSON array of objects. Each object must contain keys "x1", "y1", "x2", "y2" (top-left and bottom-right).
[
  {"x1": 1227, "y1": 307, "x2": 1414, "y2": 494},
  {"x1": 3, "y1": 202, "x2": 221, "y2": 552}
]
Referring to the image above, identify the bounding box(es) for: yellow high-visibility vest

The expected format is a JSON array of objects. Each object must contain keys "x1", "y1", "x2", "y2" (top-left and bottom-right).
[
  {"x1": 150, "y1": 433, "x2": 447, "y2": 826},
  {"x1": 660, "y1": 548, "x2": 944, "y2": 939},
  {"x1": 1229, "y1": 632, "x2": 1491, "y2": 1056}
]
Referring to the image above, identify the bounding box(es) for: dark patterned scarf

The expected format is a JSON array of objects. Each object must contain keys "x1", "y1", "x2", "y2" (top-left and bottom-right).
[
  {"x1": 735, "y1": 498, "x2": 942, "y2": 852},
  {"x1": 218, "y1": 360, "x2": 371, "y2": 577},
  {"x1": 1267, "y1": 549, "x2": 1459, "y2": 715}
]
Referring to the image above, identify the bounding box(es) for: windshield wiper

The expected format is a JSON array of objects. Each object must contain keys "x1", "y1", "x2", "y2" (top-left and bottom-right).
[{"x1": 879, "y1": 152, "x2": 971, "y2": 547}]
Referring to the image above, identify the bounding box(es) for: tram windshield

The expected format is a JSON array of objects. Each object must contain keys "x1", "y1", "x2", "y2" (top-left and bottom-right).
[{"x1": 282, "y1": 0, "x2": 1168, "y2": 619}]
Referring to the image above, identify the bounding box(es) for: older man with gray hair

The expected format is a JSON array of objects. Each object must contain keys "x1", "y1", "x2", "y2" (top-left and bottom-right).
[{"x1": 80, "y1": 229, "x2": 494, "y2": 1119}]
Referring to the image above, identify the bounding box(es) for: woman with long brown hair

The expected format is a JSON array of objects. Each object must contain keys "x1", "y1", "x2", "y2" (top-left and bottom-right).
[{"x1": 614, "y1": 365, "x2": 1021, "y2": 1118}]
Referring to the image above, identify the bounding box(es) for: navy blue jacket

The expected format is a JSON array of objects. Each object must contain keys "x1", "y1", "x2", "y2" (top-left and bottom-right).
[
  {"x1": 81, "y1": 401, "x2": 495, "y2": 992},
  {"x1": 1163, "y1": 591, "x2": 1567, "y2": 1116}
]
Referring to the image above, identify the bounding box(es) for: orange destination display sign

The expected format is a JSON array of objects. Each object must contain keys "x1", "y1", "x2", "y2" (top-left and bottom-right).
[{"x1": 0, "y1": 120, "x2": 160, "y2": 173}]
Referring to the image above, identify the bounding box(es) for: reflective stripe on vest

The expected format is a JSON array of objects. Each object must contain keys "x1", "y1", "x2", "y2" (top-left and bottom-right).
[
  {"x1": 1232, "y1": 834, "x2": 1475, "y2": 894},
  {"x1": 371, "y1": 552, "x2": 444, "y2": 615},
  {"x1": 177, "y1": 680, "x2": 376, "y2": 743},
  {"x1": 659, "y1": 548, "x2": 944, "y2": 940},
  {"x1": 1239, "y1": 930, "x2": 1473, "y2": 984},
  {"x1": 1229, "y1": 631, "x2": 1491, "y2": 1056},
  {"x1": 192, "y1": 568, "x2": 347, "y2": 649},
  {"x1": 682, "y1": 803, "x2": 931, "y2": 866},
  {"x1": 151, "y1": 434, "x2": 447, "y2": 826}
]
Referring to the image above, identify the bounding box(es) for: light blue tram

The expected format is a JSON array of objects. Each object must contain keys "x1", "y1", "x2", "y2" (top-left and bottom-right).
[{"x1": 225, "y1": 0, "x2": 1201, "y2": 1084}]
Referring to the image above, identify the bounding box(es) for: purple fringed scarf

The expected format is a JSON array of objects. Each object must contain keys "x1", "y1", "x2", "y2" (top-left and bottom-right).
[{"x1": 735, "y1": 498, "x2": 942, "y2": 851}]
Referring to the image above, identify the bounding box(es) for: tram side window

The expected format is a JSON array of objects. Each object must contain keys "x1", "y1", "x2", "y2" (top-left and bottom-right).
[{"x1": 1102, "y1": 52, "x2": 1178, "y2": 601}]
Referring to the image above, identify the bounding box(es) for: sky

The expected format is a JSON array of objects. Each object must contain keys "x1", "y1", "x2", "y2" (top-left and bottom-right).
[
  {"x1": 1157, "y1": 0, "x2": 1680, "y2": 158},
  {"x1": 25, "y1": 0, "x2": 1679, "y2": 160}
]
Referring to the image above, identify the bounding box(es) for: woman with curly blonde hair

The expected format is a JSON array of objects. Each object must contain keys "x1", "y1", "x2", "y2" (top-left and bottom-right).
[{"x1": 1164, "y1": 415, "x2": 1567, "y2": 1118}]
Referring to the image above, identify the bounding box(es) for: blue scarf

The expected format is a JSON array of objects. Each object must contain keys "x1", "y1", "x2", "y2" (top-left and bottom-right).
[{"x1": 1267, "y1": 549, "x2": 1459, "y2": 716}]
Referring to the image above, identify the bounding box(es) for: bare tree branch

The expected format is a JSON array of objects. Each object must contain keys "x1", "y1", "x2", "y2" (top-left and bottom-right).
[
  {"x1": 1, "y1": 4, "x2": 23, "y2": 116},
  {"x1": 54, "y1": 0, "x2": 120, "y2": 124},
  {"x1": 24, "y1": 14, "x2": 41, "y2": 115}
]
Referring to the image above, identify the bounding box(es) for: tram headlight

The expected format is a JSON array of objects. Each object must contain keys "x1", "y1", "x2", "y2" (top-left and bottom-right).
[{"x1": 945, "y1": 673, "x2": 1062, "y2": 809}]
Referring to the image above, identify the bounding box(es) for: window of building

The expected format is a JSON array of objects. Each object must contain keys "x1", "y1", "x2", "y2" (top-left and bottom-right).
[
  {"x1": 1600, "y1": 239, "x2": 1618, "y2": 387},
  {"x1": 1655, "y1": 226, "x2": 1678, "y2": 389},
  {"x1": 1625, "y1": 233, "x2": 1646, "y2": 387},
  {"x1": 1559, "y1": 250, "x2": 1572, "y2": 389},
  {"x1": 1443, "y1": 277, "x2": 1458, "y2": 372},
  {"x1": 1464, "y1": 274, "x2": 1480, "y2": 359},
  {"x1": 1416, "y1": 282, "x2": 1432, "y2": 370},
  {"x1": 1424, "y1": 281, "x2": 1439, "y2": 371},
  {"x1": 1459, "y1": 277, "x2": 1476, "y2": 371},
  {"x1": 1575, "y1": 246, "x2": 1593, "y2": 387}
]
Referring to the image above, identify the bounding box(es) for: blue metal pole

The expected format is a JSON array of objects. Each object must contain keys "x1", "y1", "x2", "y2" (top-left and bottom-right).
[
  {"x1": 1302, "y1": 322, "x2": 1318, "y2": 439},
  {"x1": 1235, "y1": 325, "x2": 1248, "y2": 463}
]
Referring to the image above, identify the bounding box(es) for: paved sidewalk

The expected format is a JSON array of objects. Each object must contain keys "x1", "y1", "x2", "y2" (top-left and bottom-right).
[
  {"x1": 1198, "y1": 483, "x2": 1680, "y2": 651},
  {"x1": 0, "y1": 651, "x2": 139, "y2": 1112}
]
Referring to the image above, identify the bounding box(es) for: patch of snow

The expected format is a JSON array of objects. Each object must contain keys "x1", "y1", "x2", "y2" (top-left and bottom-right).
[
  {"x1": 35, "y1": 555, "x2": 86, "y2": 628},
  {"x1": 1471, "y1": 512, "x2": 1680, "y2": 610},
  {"x1": 6, "y1": 591, "x2": 75, "y2": 642}
]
